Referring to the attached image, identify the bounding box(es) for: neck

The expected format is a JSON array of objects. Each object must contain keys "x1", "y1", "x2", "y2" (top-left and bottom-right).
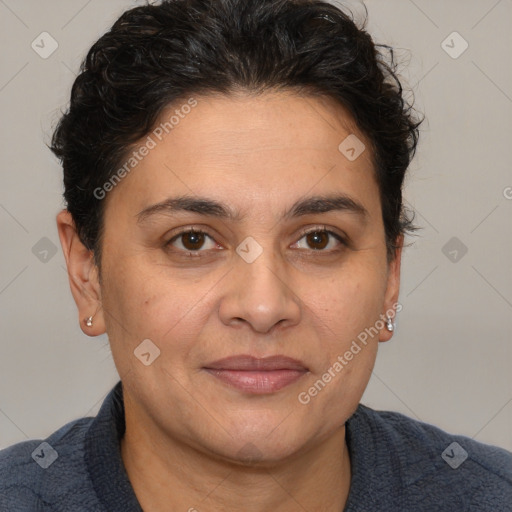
[{"x1": 121, "y1": 402, "x2": 351, "y2": 512}]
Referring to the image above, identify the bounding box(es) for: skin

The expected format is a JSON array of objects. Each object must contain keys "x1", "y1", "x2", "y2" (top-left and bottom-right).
[{"x1": 57, "y1": 90, "x2": 402, "y2": 512}]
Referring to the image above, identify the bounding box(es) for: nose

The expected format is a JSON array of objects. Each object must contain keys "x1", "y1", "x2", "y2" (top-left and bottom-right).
[{"x1": 218, "y1": 247, "x2": 301, "y2": 334}]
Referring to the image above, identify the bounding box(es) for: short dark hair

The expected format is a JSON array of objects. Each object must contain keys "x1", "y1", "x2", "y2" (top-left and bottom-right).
[{"x1": 50, "y1": 0, "x2": 421, "y2": 264}]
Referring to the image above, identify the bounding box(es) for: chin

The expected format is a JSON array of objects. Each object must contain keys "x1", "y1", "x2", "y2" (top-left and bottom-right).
[
  {"x1": 214, "y1": 440, "x2": 303, "y2": 468},
  {"x1": 205, "y1": 420, "x2": 312, "y2": 467}
]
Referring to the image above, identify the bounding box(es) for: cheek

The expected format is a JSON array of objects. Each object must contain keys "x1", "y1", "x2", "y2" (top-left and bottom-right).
[
  {"x1": 314, "y1": 346, "x2": 377, "y2": 429},
  {"x1": 300, "y1": 282, "x2": 382, "y2": 428},
  {"x1": 309, "y1": 263, "x2": 387, "y2": 341},
  {"x1": 100, "y1": 257, "x2": 216, "y2": 359}
]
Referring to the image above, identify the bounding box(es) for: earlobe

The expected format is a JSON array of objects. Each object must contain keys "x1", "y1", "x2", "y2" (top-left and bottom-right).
[
  {"x1": 379, "y1": 236, "x2": 403, "y2": 342},
  {"x1": 56, "y1": 210, "x2": 106, "y2": 337}
]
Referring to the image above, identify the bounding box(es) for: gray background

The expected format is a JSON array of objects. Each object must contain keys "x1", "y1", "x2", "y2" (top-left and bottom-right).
[{"x1": 1, "y1": 0, "x2": 511, "y2": 451}]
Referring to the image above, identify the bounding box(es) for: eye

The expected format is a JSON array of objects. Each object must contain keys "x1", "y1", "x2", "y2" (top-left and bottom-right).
[
  {"x1": 292, "y1": 228, "x2": 345, "y2": 251},
  {"x1": 165, "y1": 226, "x2": 345, "y2": 256},
  {"x1": 166, "y1": 228, "x2": 219, "y2": 254}
]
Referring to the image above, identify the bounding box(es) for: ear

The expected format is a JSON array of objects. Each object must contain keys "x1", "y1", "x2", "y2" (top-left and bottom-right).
[
  {"x1": 56, "y1": 210, "x2": 106, "y2": 337},
  {"x1": 379, "y1": 235, "x2": 403, "y2": 342}
]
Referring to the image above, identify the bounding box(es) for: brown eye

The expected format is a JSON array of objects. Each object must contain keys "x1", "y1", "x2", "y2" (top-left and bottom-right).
[
  {"x1": 305, "y1": 231, "x2": 329, "y2": 250},
  {"x1": 293, "y1": 229, "x2": 345, "y2": 252},
  {"x1": 166, "y1": 229, "x2": 218, "y2": 253},
  {"x1": 181, "y1": 231, "x2": 206, "y2": 250}
]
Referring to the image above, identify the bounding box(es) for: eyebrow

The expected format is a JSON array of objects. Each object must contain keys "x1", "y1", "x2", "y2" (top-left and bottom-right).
[{"x1": 136, "y1": 193, "x2": 368, "y2": 224}]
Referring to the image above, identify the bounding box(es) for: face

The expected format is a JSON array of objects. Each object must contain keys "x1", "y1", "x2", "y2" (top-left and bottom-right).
[{"x1": 63, "y1": 90, "x2": 401, "y2": 465}]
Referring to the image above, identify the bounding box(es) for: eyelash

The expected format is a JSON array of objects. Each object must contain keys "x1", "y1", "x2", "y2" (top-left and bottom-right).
[{"x1": 164, "y1": 225, "x2": 346, "y2": 257}]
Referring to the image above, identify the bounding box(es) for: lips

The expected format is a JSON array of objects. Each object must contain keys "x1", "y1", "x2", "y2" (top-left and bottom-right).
[
  {"x1": 205, "y1": 355, "x2": 308, "y2": 371},
  {"x1": 203, "y1": 355, "x2": 309, "y2": 394}
]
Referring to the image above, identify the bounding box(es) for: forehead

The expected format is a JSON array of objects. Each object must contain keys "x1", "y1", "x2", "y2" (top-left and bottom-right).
[
  {"x1": 105, "y1": 90, "x2": 379, "y2": 220},
  {"x1": 157, "y1": 90, "x2": 371, "y2": 162}
]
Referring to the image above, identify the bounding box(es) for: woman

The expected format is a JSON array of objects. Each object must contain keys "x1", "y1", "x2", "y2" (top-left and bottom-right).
[{"x1": 1, "y1": 0, "x2": 510, "y2": 510}]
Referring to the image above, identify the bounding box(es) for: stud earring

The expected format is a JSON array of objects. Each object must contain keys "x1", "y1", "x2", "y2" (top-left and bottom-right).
[
  {"x1": 85, "y1": 316, "x2": 93, "y2": 327},
  {"x1": 386, "y1": 316, "x2": 394, "y2": 332}
]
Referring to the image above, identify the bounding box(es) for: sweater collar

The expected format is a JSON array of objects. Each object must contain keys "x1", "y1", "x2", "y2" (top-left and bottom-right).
[{"x1": 84, "y1": 380, "x2": 143, "y2": 512}]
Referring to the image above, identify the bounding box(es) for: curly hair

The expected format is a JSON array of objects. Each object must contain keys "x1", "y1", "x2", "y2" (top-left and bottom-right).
[{"x1": 50, "y1": 0, "x2": 421, "y2": 264}]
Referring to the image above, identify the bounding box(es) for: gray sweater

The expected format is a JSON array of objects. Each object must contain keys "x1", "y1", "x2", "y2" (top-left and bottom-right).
[{"x1": 1, "y1": 381, "x2": 511, "y2": 511}]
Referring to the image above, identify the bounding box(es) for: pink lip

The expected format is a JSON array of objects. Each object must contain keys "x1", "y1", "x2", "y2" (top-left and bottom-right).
[{"x1": 203, "y1": 355, "x2": 309, "y2": 394}]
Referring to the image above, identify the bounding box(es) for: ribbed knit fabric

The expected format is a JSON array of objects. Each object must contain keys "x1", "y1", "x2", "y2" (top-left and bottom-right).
[{"x1": 1, "y1": 381, "x2": 511, "y2": 511}]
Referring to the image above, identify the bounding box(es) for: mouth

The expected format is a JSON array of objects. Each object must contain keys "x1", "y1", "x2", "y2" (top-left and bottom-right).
[{"x1": 203, "y1": 355, "x2": 309, "y2": 394}]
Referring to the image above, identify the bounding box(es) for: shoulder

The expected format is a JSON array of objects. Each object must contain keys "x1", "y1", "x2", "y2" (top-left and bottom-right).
[
  {"x1": 350, "y1": 404, "x2": 512, "y2": 509},
  {"x1": 0, "y1": 416, "x2": 96, "y2": 510},
  {"x1": 360, "y1": 405, "x2": 512, "y2": 479}
]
